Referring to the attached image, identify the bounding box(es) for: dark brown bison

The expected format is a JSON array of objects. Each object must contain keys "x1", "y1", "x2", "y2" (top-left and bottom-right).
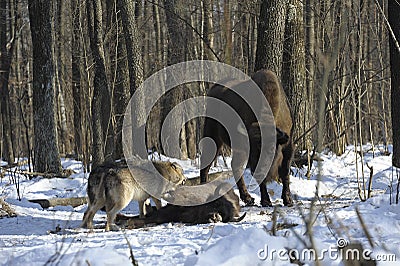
[
  {"x1": 200, "y1": 69, "x2": 294, "y2": 207},
  {"x1": 117, "y1": 182, "x2": 245, "y2": 227}
]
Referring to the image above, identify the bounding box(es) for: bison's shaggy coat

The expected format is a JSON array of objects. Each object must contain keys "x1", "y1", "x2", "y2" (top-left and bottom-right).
[{"x1": 200, "y1": 69, "x2": 294, "y2": 207}]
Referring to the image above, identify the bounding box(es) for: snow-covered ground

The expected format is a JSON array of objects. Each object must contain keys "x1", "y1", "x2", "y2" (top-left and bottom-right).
[{"x1": 1, "y1": 145, "x2": 399, "y2": 265}]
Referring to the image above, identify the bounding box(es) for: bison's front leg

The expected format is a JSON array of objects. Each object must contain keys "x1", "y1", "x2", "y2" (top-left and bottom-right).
[
  {"x1": 259, "y1": 179, "x2": 273, "y2": 207},
  {"x1": 200, "y1": 164, "x2": 212, "y2": 183},
  {"x1": 281, "y1": 175, "x2": 293, "y2": 207},
  {"x1": 199, "y1": 119, "x2": 222, "y2": 184},
  {"x1": 253, "y1": 167, "x2": 272, "y2": 207},
  {"x1": 279, "y1": 143, "x2": 294, "y2": 207},
  {"x1": 232, "y1": 151, "x2": 254, "y2": 205}
]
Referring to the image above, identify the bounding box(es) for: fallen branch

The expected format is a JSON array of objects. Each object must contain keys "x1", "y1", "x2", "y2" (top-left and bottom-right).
[
  {"x1": 0, "y1": 167, "x2": 75, "y2": 179},
  {"x1": 29, "y1": 197, "x2": 87, "y2": 209},
  {"x1": 0, "y1": 159, "x2": 29, "y2": 169}
]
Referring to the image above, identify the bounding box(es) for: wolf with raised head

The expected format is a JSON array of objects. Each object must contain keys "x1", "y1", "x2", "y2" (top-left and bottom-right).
[{"x1": 81, "y1": 160, "x2": 186, "y2": 231}]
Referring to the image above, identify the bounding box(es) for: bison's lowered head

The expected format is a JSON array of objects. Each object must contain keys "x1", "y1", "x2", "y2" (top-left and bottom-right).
[{"x1": 245, "y1": 122, "x2": 289, "y2": 146}]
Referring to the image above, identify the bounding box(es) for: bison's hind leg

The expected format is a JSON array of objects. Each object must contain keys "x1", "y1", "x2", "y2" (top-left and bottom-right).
[
  {"x1": 232, "y1": 151, "x2": 255, "y2": 205},
  {"x1": 259, "y1": 179, "x2": 273, "y2": 207},
  {"x1": 279, "y1": 143, "x2": 294, "y2": 207}
]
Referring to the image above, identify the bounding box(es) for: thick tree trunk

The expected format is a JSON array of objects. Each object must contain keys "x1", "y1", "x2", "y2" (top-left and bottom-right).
[
  {"x1": 389, "y1": 0, "x2": 400, "y2": 167},
  {"x1": 118, "y1": 0, "x2": 144, "y2": 96},
  {"x1": 113, "y1": 12, "x2": 130, "y2": 160},
  {"x1": 282, "y1": 0, "x2": 307, "y2": 150},
  {"x1": 86, "y1": 0, "x2": 113, "y2": 167},
  {"x1": 254, "y1": 0, "x2": 287, "y2": 77},
  {"x1": 28, "y1": 0, "x2": 62, "y2": 174},
  {"x1": 163, "y1": 0, "x2": 189, "y2": 159},
  {"x1": 117, "y1": 0, "x2": 145, "y2": 158}
]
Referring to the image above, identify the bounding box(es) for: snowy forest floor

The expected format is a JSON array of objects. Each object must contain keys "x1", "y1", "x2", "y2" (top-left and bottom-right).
[{"x1": 1, "y1": 145, "x2": 400, "y2": 265}]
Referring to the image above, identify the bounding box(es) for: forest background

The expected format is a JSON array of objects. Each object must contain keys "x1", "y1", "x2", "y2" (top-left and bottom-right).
[{"x1": 0, "y1": 0, "x2": 400, "y2": 175}]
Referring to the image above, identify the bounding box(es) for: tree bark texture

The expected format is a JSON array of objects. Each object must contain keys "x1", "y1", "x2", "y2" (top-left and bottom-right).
[
  {"x1": 255, "y1": 0, "x2": 287, "y2": 78},
  {"x1": 72, "y1": 0, "x2": 82, "y2": 159},
  {"x1": 118, "y1": 0, "x2": 144, "y2": 96},
  {"x1": 28, "y1": 0, "x2": 62, "y2": 174},
  {"x1": 282, "y1": 0, "x2": 307, "y2": 150},
  {"x1": 118, "y1": 0, "x2": 146, "y2": 158},
  {"x1": 0, "y1": 0, "x2": 15, "y2": 164},
  {"x1": 389, "y1": 0, "x2": 400, "y2": 167},
  {"x1": 163, "y1": 0, "x2": 190, "y2": 159},
  {"x1": 223, "y1": 0, "x2": 232, "y2": 64},
  {"x1": 113, "y1": 10, "x2": 130, "y2": 160},
  {"x1": 86, "y1": 0, "x2": 113, "y2": 167}
]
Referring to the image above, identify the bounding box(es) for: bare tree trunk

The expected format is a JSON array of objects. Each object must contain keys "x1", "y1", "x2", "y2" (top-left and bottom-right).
[
  {"x1": 86, "y1": 0, "x2": 113, "y2": 167},
  {"x1": 248, "y1": 14, "x2": 257, "y2": 74},
  {"x1": 389, "y1": 0, "x2": 400, "y2": 167},
  {"x1": 145, "y1": 0, "x2": 164, "y2": 153},
  {"x1": 304, "y1": 0, "x2": 316, "y2": 145},
  {"x1": 0, "y1": 0, "x2": 15, "y2": 164},
  {"x1": 117, "y1": 0, "x2": 145, "y2": 158},
  {"x1": 152, "y1": 0, "x2": 163, "y2": 68},
  {"x1": 24, "y1": 34, "x2": 35, "y2": 169},
  {"x1": 72, "y1": 0, "x2": 82, "y2": 159},
  {"x1": 236, "y1": 1, "x2": 252, "y2": 73},
  {"x1": 203, "y1": 0, "x2": 216, "y2": 61},
  {"x1": 52, "y1": 0, "x2": 71, "y2": 155},
  {"x1": 163, "y1": 0, "x2": 188, "y2": 159},
  {"x1": 118, "y1": 0, "x2": 144, "y2": 96},
  {"x1": 254, "y1": 0, "x2": 287, "y2": 76},
  {"x1": 28, "y1": 0, "x2": 62, "y2": 174},
  {"x1": 223, "y1": 0, "x2": 232, "y2": 64},
  {"x1": 14, "y1": 1, "x2": 32, "y2": 168},
  {"x1": 77, "y1": 0, "x2": 91, "y2": 171},
  {"x1": 113, "y1": 5, "x2": 130, "y2": 160},
  {"x1": 282, "y1": 0, "x2": 306, "y2": 150}
]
